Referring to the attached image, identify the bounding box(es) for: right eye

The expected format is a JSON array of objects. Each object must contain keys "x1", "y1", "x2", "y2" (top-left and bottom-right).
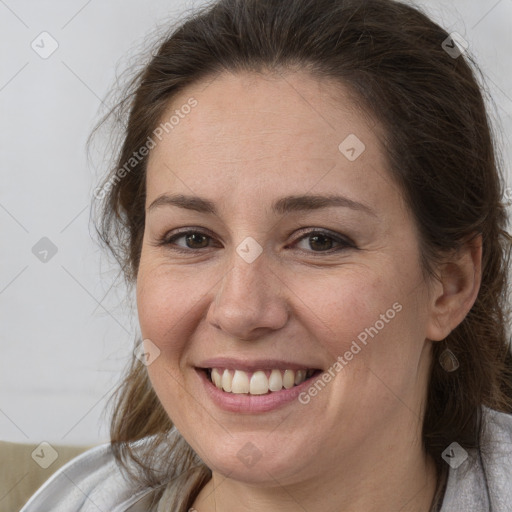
[{"x1": 161, "y1": 229, "x2": 218, "y2": 252}]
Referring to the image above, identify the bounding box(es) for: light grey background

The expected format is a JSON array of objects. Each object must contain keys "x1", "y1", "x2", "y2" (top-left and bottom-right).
[{"x1": 1, "y1": 0, "x2": 511, "y2": 445}]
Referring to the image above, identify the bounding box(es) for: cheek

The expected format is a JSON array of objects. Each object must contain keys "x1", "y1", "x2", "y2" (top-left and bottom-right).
[
  {"x1": 136, "y1": 260, "x2": 206, "y2": 356},
  {"x1": 291, "y1": 268, "x2": 397, "y2": 345},
  {"x1": 136, "y1": 263, "x2": 200, "y2": 421},
  {"x1": 292, "y1": 265, "x2": 426, "y2": 376}
]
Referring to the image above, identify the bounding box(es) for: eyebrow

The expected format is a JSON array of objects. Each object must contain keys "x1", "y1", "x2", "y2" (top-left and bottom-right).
[{"x1": 147, "y1": 193, "x2": 376, "y2": 217}]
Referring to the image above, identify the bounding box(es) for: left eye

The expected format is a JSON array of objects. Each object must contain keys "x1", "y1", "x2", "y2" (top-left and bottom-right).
[{"x1": 291, "y1": 230, "x2": 354, "y2": 253}]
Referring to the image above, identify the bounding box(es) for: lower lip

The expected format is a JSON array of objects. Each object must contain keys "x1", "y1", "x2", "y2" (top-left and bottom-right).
[{"x1": 197, "y1": 369, "x2": 318, "y2": 413}]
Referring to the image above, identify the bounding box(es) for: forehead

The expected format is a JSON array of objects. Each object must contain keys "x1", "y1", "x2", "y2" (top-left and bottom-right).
[
  {"x1": 145, "y1": 71, "x2": 395, "y2": 211},
  {"x1": 153, "y1": 70, "x2": 371, "y2": 152}
]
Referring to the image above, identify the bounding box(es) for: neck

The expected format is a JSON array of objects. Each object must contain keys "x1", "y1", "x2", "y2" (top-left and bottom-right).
[{"x1": 191, "y1": 436, "x2": 439, "y2": 512}]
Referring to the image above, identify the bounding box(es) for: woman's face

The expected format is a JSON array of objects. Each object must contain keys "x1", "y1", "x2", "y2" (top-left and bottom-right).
[{"x1": 137, "y1": 71, "x2": 437, "y2": 485}]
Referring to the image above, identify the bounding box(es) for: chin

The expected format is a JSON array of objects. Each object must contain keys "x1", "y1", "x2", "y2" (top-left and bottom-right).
[{"x1": 188, "y1": 431, "x2": 317, "y2": 486}]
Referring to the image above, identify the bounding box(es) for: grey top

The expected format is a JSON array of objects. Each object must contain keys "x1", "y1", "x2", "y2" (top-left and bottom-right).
[
  {"x1": 20, "y1": 407, "x2": 512, "y2": 512},
  {"x1": 439, "y1": 407, "x2": 512, "y2": 511}
]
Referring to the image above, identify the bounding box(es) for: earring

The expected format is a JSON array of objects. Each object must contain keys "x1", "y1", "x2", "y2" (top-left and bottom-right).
[{"x1": 439, "y1": 348, "x2": 459, "y2": 372}]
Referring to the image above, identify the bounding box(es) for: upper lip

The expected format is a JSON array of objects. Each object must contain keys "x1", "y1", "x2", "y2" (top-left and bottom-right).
[{"x1": 196, "y1": 357, "x2": 322, "y2": 371}]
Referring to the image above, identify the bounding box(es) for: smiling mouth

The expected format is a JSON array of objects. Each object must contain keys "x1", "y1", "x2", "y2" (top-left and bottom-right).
[{"x1": 203, "y1": 368, "x2": 322, "y2": 395}]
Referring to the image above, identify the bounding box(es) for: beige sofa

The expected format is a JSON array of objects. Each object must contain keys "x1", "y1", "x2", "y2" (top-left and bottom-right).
[{"x1": 0, "y1": 441, "x2": 93, "y2": 512}]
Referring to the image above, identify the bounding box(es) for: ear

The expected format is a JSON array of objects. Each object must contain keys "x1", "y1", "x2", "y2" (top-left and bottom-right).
[{"x1": 426, "y1": 234, "x2": 482, "y2": 342}]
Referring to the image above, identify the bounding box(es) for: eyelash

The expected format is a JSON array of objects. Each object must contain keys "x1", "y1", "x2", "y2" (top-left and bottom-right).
[{"x1": 157, "y1": 228, "x2": 356, "y2": 255}]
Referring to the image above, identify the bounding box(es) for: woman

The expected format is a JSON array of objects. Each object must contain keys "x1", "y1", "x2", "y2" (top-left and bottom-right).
[{"x1": 21, "y1": 0, "x2": 512, "y2": 510}]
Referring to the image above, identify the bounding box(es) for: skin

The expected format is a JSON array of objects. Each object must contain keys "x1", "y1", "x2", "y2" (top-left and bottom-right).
[{"x1": 136, "y1": 70, "x2": 482, "y2": 512}]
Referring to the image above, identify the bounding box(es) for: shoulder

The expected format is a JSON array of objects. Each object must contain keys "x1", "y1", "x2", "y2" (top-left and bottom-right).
[
  {"x1": 482, "y1": 406, "x2": 512, "y2": 445},
  {"x1": 440, "y1": 407, "x2": 512, "y2": 512},
  {"x1": 20, "y1": 441, "x2": 156, "y2": 512},
  {"x1": 480, "y1": 407, "x2": 512, "y2": 510}
]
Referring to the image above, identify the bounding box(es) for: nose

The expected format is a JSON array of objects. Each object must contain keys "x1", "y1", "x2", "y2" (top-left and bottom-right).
[{"x1": 206, "y1": 249, "x2": 290, "y2": 341}]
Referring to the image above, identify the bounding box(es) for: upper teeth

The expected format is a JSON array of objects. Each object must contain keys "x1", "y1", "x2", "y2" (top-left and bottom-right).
[{"x1": 210, "y1": 368, "x2": 314, "y2": 395}]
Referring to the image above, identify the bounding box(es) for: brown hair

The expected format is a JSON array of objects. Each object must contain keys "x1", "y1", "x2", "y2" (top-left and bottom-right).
[{"x1": 93, "y1": 0, "x2": 512, "y2": 509}]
